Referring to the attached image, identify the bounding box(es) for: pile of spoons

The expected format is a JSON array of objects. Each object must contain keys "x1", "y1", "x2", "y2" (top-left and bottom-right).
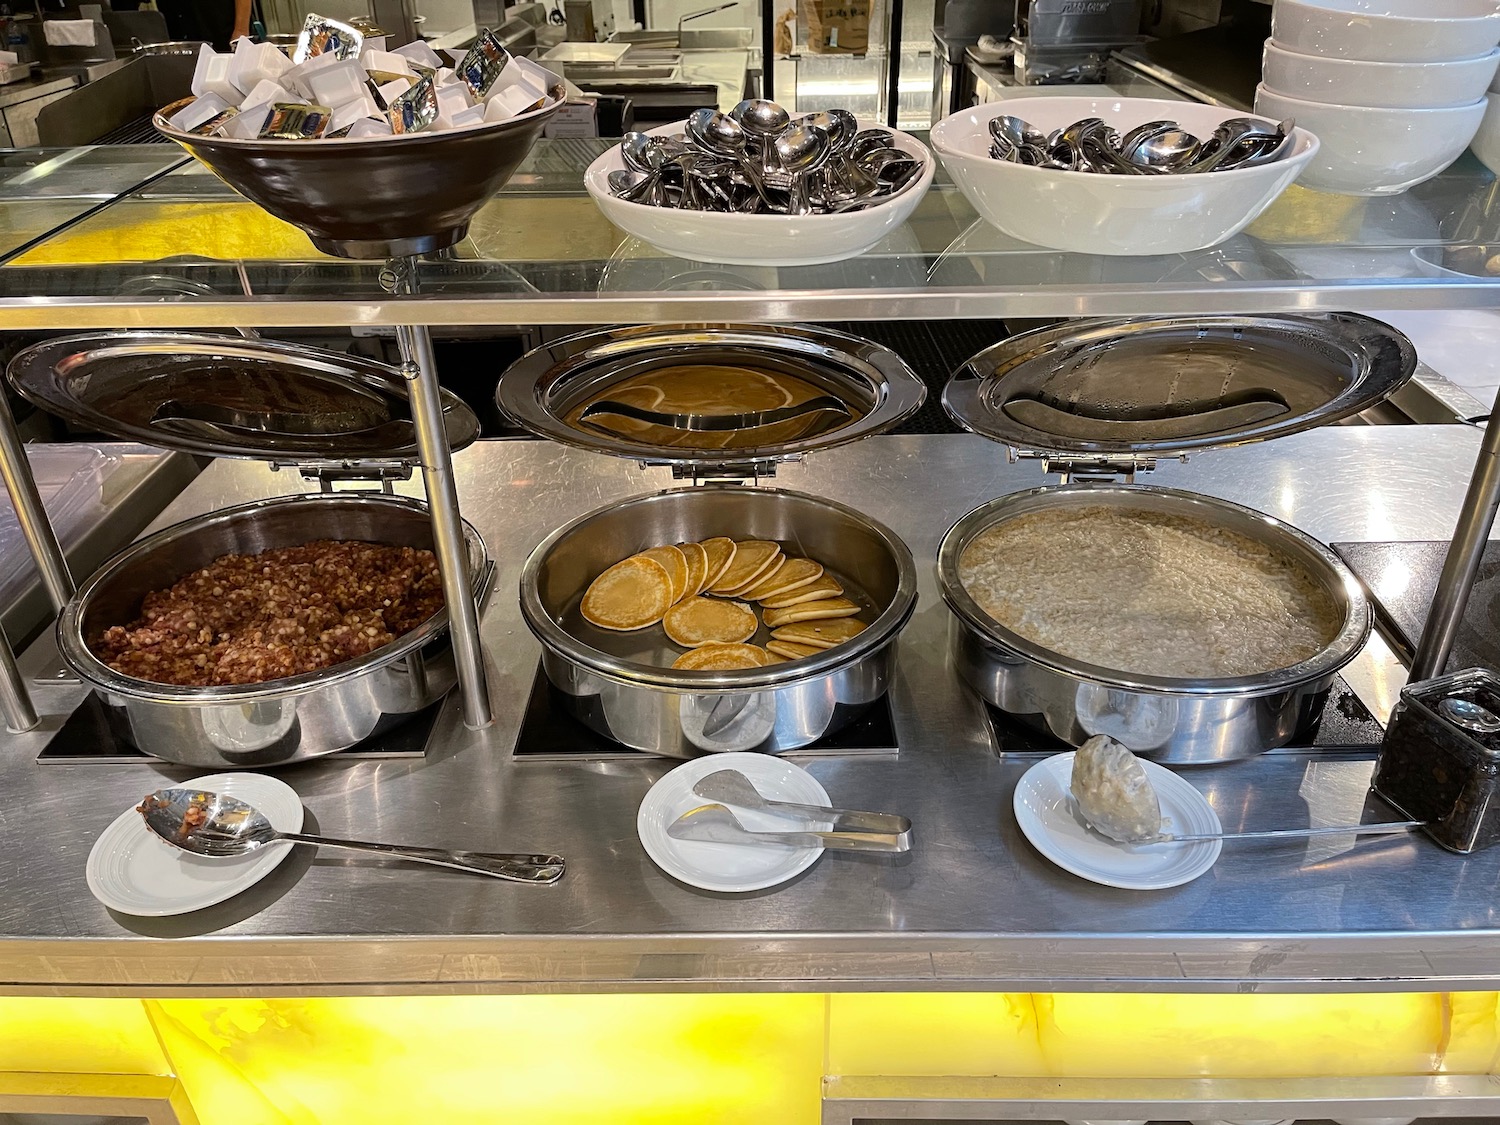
[
  {"x1": 986, "y1": 113, "x2": 1298, "y2": 174},
  {"x1": 607, "y1": 101, "x2": 926, "y2": 216}
]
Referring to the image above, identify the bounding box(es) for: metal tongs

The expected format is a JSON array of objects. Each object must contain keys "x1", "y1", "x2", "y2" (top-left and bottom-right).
[{"x1": 666, "y1": 768, "x2": 912, "y2": 853}]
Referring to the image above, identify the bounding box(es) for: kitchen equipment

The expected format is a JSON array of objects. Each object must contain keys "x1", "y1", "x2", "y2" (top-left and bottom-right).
[
  {"x1": 8, "y1": 332, "x2": 489, "y2": 769},
  {"x1": 1254, "y1": 86, "x2": 1486, "y2": 195},
  {"x1": 1270, "y1": 0, "x2": 1500, "y2": 63},
  {"x1": 985, "y1": 112, "x2": 1295, "y2": 173},
  {"x1": 667, "y1": 803, "x2": 910, "y2": 851},
  {"x1": 140, "y1": 787, "x2": 565, "y2": 882},
  {"x1": 151, "y1": 63, "x2": 562, "y2": 259},
  {"x1": 691, "y1": 767, "x2": 911, "y2": 835},
  {"x1": 519, "y1": 486, "x2": 916, "y2": 756},
  {"x1": 1373, "y1": 667, "x2": 1500, "y2": 853},
  {"x1": 585, "y1": 118, "x2": 934, "y2": 266},
  {"x1": 1128, "y1": 821, "x2": 1421, "y2": 844},
  {"x1": 1261, "y1": 42, "x2": 1500, "y2": 109},
  {"x1": 930, "y1": 98, "x2": 1317, "y2": 255},
  {"x1": 937, "y1": 313, "x2": 1417, "y2": 763}
]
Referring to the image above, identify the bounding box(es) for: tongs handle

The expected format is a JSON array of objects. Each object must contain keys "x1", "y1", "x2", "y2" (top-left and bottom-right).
[{"x1": 758, "y1": 797, "x2": 911, "y2": 835}]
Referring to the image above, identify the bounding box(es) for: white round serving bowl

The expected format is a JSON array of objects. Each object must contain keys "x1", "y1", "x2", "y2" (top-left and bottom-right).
[
  {"x1": 1472, "y1": 90, "x2": 1500, "y2": 173},
  {"x1": 1255, "y1": 85, "x2": 1486, "y2": 194},
  {"x1": 583, "y1": 117, "x2": 934, "y2": 267},
  {"x1": 1262, "y1": 40, "x2": 1500, "y2": 107},
  {"x1": 1271, "y1": 0, "x2": 1500, "y2": 63},
  {"x1": 929, "y1": 97, "x2": 1317, "y2": 256}
]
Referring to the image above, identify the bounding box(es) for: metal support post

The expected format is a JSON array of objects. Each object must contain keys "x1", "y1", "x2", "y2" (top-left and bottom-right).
[
  {"x1": 1411, "y1": 388, "x2": 1500, "y2": 681},
  {"x1": 0, "y1": 383, "x2": 73, "y2": 610},
  {"x1": 0, "y1": 622, "x2": 37, "y2": 732},
  {"x1": 386, "y1": 257, "x2": 493, "y2": 729}
]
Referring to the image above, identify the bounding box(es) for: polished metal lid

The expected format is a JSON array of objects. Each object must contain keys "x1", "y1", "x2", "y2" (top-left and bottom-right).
[
  {"x1": 496, "y1": 324, "x2": 926, "y2": 471},
  {"x1": 7, "y1": 332, "x2": 480, "y2": 463},
  {"x1": 943, "y1": 313, "x2": 1417, "y2": 460}
]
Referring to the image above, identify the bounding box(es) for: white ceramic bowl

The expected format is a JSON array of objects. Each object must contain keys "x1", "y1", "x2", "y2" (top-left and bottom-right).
[
  {"x1": 1255, "y1": 85, "x2": 1485, "y2": 193},
  {"x1": 1472, "y1": 90, "x2": 1500, "y2": 172},
  {"x1": 1263, "y1": 40, "x2": 1500, "y2": 107},
  {"x1": 583, "y1": 118, "x2": 934, "y2": 267},
  {"x1": 928, "y1": 97, "x2": 1317, "y2": 256},
  {"x1": 1271, "y1": 0, "x2": 1500, "y2": 63}
]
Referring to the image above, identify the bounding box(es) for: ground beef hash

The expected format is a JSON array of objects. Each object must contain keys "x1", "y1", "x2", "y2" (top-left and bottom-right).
[{"x1": 94, "y1": 539, "x2": 445, "y2": 687}]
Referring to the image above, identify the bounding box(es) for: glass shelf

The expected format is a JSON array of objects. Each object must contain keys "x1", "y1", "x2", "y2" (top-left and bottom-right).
[{"x1": 0, "y1": 139, "x2": 1494, "y2": 329}]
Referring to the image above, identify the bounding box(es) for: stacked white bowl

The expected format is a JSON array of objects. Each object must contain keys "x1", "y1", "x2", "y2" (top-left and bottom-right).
[{"x1": 1254, "y1": 0, "x2": 1500, "y2": 194}]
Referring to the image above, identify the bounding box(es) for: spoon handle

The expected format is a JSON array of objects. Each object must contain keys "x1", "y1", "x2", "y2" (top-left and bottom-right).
[
  {"x1": 1158, "y1": 821, "x2": 1422, "y2": 844},
  {"x1": 277, "y1": 832, "x2": 565, "y2": 883},
  {"x1": 753, "y1": 797, "x2": 911, "y2": 834}
]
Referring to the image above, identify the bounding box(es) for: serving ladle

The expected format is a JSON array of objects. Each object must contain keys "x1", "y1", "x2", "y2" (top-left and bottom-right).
[
  {"x1": 774, "y1": 123, "x2": 832, "y2": 215},
  {"x1": 732, "y1": 97, "x2": 790, "y2": 177},
  {"x1": 138, "y1": 788, "x2": 565, "y2": 883}
]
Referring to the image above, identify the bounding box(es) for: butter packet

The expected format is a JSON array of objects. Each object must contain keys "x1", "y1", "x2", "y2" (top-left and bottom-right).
[
  {"x1": 292, "y1": 13, "x2": 364, "y2": 63},
  {"x1": 259, "y1": 102, "x2": 332, "y2": 139},
  {"x1": 456, "y1": 28, "x2": 509, "y2": 99},
  {"x1": 387, "y1": 74, "x2": 438, "y2": 134}
]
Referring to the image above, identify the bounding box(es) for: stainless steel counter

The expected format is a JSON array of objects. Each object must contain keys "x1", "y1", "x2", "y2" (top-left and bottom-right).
[{"x1": 5, "y1": 427, "x2": 1499, "y2": 997}]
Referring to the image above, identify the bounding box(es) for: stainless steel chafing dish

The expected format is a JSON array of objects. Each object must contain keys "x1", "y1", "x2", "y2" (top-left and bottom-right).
[
  {"x1": 8, "y1": 331, "x2": 487, "y2": 768},
  {"x1": 936, "y1": 312, "x2": 1417, "y2": 763},
  {"x1": 501, "y1": 323, "x2": 928, "y2": 756}
]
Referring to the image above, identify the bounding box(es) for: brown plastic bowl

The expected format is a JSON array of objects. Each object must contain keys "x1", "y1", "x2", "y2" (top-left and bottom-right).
[{"x1": 154, "y1": 88, "x2": 561, "y2": 259}]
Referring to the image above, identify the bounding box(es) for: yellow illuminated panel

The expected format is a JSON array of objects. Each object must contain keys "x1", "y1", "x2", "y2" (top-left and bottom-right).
[
  {"x1": 0, "y1": 997, "x2": 168, "y2": 1075},
  {"x1": 9, "y1": 202, "x2": 325, "y2": 265}
]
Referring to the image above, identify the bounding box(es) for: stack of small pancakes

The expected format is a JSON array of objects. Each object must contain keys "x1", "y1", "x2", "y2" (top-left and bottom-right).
[{"x1": 580, "y1": 536, "x2": 869, "y2": 670}]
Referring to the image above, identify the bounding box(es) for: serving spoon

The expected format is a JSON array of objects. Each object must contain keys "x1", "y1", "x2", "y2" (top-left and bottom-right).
[{"x1": 138, "y1": 788, "x2": 565, "y2": 883}]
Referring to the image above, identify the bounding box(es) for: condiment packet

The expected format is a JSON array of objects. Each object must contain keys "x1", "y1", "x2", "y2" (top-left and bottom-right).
[
  {"x1": 194, "y1": 106, "x2": 240, "y2": 135},
  {"x1": 220, "y1": 101, "x2": 274, "y2": 138},
  {"x1": 360, "y1": 48, "x2": 412, "y2": 76},
  {"x1": 282, "y1": 51, "x2": 342, "y2": 99},
  {"x1": 328, "y1": 91, "x2": 381, "y2": 134},
  {"x1": 305, "y1": 58, "x2": 367, "y2": 108},
  {"x1": 168, "y1": 91, "x2": 234, "y2": 132},
  {"x1": 456, "y1": 28, "x2": 509, "y2": 99},
  {"x1": 444, "y1": 104, "x2": 486, "y2": 129},
  {"x1": 346, "y1": 117, "x2": 393, "y2": 138},
  {"x1": 483, "y1": 84, "x2": 542, "y2": 121},
  {"x1": 374, "y1": 79, "x2": 409, "y2": 109},
  {"x1": 228, "y1": 38, "x2": 290, "y2": 92},
  {"x1": 260, "y1": 101, "x2": 332, "y2": 139},
  {"x1": 387, "y1": 74, "x2": 438, "y2": 134},
  {"x1": 239, "y1": 79, "x2": 295, "y2": 112},
  {"x1": 392, "y1": 39, "x2": 445, "y2": 70},
  {"x1": 292, "y1": 12, "x2": 363, "y2": 63},
  {"x1": 190, "y1": 45, "x2": 241, "y2": 101},
  {"x1": 435, "y1": 81, "x2": 471, "y2": 118}
]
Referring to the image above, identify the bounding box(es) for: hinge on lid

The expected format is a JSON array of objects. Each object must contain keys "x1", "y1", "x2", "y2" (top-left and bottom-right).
[
  {"x1": 659, "y1": 459, "x2": 783, "y2": 486},
  {"x1": 1010, "y1": 448, "x2": 1183, "y2": 484},
  {"x1": 270, "y1": 460, "x2": 414, "y2": 494}
]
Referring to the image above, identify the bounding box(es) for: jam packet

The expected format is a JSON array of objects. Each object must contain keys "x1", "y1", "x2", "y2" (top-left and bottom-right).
[
  {"x1": 259, "y1": 102, "x2": 332, "y2": 139},
  {"x1": 292, "y1": 13, "x2": 364, "y2": 64},
  {"x1": 387, "y1": 74, "x2": 438, "y2": 134},
  {"x1": 457, "y1": 28, "x2": 509, "y2": 99}
]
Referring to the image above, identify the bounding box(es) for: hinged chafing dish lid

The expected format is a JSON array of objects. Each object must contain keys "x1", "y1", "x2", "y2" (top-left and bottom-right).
[
  {"x1": 496, "y1": 324, "x2": 926, "y2": 469},
  {"x1": 6, "y1": 332, "x2": 480, "y2": 463},
  {"x1": 942, "y1": 314, "x2": 1416, "y2": 458}
]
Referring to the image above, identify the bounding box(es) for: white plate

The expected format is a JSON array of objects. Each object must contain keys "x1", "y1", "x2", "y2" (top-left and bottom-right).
[
  {"x1": 637, "y1": 752, "x2": 831, "y2": 892},
  {"x1": 1013, "y1": 752, "x2": 1222, "y2": 890},
  {"x1": 86, "y1": 772, "x2": 304, "y2": 917}
]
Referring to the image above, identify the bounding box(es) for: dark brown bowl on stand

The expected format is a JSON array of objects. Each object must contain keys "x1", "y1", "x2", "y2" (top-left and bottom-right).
[{"x1": 154, "y1": 86, "x2": 562, "y2": 259}]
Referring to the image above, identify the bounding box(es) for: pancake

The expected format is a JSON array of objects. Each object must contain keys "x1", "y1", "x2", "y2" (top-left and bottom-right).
[
  {"x1": 741, "y1": 557, "x2": 823, "y2": 601},
  {"x1": 709, "y1": 540, "x2": 781, "y2": 595},
  {"x1": 762, "y1": 597, "x2": 862, "y2": 628},
  {"x1": 770, "y1": 618, "x2": 868, "y2": 649},
  {"x1": 580, "y1": 556, "x2": 673, "y2": 631},
  {"x1": 636, "y1": 544, "x2": 689, "y2": 604},
  {"x1": 672, "y1": 642, "x2": 768, "y2": 671},
  {"x1": 663, "y1": 597, "x2": 758, "y2": 647},
  {"x1": 676, "y1": 541, "x2": 709, "y2": 598},
  {"x1": 766, "y1": 639, "x2": 822, "y2": 661},
  {"x1": 699, "y1": 537, "x2": 737, "y2": 588},
  {"x1": 758, "y1": 573, "x2": 844, "y2": 608}
]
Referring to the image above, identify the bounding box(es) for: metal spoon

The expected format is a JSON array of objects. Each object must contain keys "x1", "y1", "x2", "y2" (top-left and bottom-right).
[
  {"x1": 692, "y1": 768, "x2": 911, "y2": 837},
  {"x1": 732, "y1": 98, "x2": 790, "y2": 177},
  {"x1": 774, "y1": 123, "x2": 831, "y2": 216},
  {"x1": 1126, "y1": 126, "x2": 1201, "y2": 169},
  {"x1": 667, "y1": 803, "x2": 909, "y2": 853},
  {"x1": 138, "y1": 788, "x2": 565, "y2": 884},
  {"x1": 1131, "y1": 821, "x2": 1424, "y2": 846}
]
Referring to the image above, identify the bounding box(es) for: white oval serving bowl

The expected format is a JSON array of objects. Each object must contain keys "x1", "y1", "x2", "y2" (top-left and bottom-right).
[
  {"x1": 1472, "y1": 90, "x2": 1500, "y2": 173},
  {"x1": 1270, "y1": 0, "x2": 1500, "y2": 63},
  {"x1": 583, "y1": 117, "x2": 934, "y2": 267},
  {"x1": 929, "y1": 97, "x2": 1317, "y2": 256},
  {"x1": 1255, "y1": 85, "x2": 1486, "y2": 194},
  {"x1": 1262, "y1": 40, "x2": 1500, "y2": 108}
]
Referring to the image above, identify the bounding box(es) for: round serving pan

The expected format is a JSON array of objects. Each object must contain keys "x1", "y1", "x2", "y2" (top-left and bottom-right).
[
  {"x1": 937, "y1": 483, "x2": 1371, "y2": 763},
  {"x1": 58, "y1": 493, "x2": 492, "y2": 769},
  {"x1": 520, "y1": 486, "x2": 918, "y2": 756}
]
